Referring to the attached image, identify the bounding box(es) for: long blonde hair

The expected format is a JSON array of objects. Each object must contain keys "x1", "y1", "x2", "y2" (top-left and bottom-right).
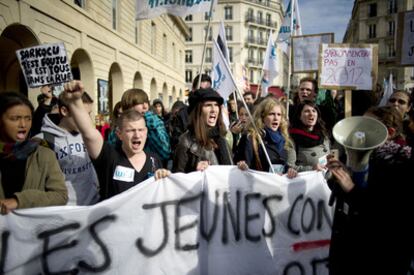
[{"x1": 246, "y1": 97, "x2": 293, "y2": 149}]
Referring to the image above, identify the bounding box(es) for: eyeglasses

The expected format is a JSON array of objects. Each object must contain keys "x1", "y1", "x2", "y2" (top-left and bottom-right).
[{"x1": 388, "y1": 98, "x2": 408, "y2": 105}]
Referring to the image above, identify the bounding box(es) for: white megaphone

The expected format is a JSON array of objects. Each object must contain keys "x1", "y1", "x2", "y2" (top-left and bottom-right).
[{"x1": 332, "y1": 116, "x2": 388, "y2": 186}]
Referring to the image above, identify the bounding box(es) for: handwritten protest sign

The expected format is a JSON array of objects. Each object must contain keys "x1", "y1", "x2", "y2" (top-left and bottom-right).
[
  {"x1": 291, "y1": 33, "x2": 334, "y2": 73},
  {"x1": 399, "y1": 10, "x2": 414, "y2": 65},
  {"x1": 0, "y1": 167, "x2": 332, "y2": 275},
  {"x1": 16, "y1": 42, "x2": 72, "y2": 88},
  {"x1": 318, "y1": 43, "x2": 378, "y2": 90}
]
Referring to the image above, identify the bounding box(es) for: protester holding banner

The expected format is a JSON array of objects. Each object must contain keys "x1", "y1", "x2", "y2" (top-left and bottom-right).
[
  {"x1": 327, "y1": 106, "x2": 414, "y2": 275},
  {"x1": 0, "y1": 92, "x2": 67, "y2": 214},
  {"x1": 234, "y1": 97, "x2": 297, "y2": 177},
  {"x1": 289, "y1": 100, "x2": 331, "y2": 172},
  {"x1": 172, "y1": 87, "x2": 233, "y2": 173},
  {"x1": 61, "y1": 81, "x2": 170, "y2": 200},
  {"x1": 35, "y1": 92, "x2": 100, "y2": 206}
]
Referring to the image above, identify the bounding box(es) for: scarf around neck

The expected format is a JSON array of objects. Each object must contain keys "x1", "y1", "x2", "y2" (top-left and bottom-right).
[
  {"x1": 289, "y1": 128, "x2": 324, "y2": 148},
  {"x1": 264, "y1": 127, "x2": 285, "y2": 153},
  {"x1": 0, "y1": 139, "x2": 40, "y2": 160}
]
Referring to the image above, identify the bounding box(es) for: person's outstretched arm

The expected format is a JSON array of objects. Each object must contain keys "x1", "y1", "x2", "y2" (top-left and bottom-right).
[{"x1": 62, "y1": 80, "x2": 103, "y2": 159}]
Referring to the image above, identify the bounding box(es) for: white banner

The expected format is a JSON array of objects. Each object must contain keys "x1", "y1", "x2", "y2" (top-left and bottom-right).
[
  {"x1": 0, "y1": 166, "x2": 332, "y2": 275},
  {"x1": 15, "y1": 43, "x2": 72, "y2": 88},
  {"x1": 136, "y1": 0, "x2": 212, "y2": 20},
  {"x1": 212, "y1": 39, "x2": 236, "y2": 100},
  {"x1": 277, "y1": 0, "x2": 302, "y2": 43},
  {"x1": 261, "y1": 33, "x2": 278, "y2": 97}
]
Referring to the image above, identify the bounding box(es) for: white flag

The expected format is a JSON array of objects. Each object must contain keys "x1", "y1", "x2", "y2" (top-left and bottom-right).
[
  {"x1": 379, "y1": 73, "x2": 394, "y2": 106},
  {"x1": 277, "y1": 0, "x2": 302, "y2": 43},
  {"x1": 261, "y1": 34, "x2": 278, "y2": 97},
  {"x1": 212, "y1": 39, "x2": 236, "y2": 100},
  {"x1": 136, "y1": 0, "x2": 213, "y2": 20},
  {"x1": 217, "y1": 21, "x2": 230, "y2": 65}
]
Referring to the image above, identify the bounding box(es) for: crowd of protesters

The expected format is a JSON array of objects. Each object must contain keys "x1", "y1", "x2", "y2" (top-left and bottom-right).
[{"x1": 1, "y1": 73, "x2": 413, "y2": 274}]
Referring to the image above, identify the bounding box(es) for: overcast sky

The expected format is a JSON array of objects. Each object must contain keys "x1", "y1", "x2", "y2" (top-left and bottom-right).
[{"x1": 285, "y1": 0, "x2": 355, "y2": 42}]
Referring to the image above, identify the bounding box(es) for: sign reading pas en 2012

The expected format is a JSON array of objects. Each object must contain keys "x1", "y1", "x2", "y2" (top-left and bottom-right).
[{"x1": 16, "y1": 42, "x2": 73, "y2": 88}]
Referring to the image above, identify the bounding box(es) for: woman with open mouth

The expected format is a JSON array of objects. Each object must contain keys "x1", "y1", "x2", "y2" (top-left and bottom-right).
[
  {"x1": 233, "y1": 97, "x2": 297, "y2": 178},
  {"x1": 289, "y1": 100, "x2": 331, "y2": 173},
  {"x1": 0, "y1": 92, "x2": 67, "y2": 214},
  {"x1": 172, "y1": 88, "x2": 233, "y2": 173}
]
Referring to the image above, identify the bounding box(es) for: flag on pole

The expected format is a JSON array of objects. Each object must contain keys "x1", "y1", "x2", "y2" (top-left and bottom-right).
[
  {"x1": 217, "y1": 21, "x2": 230, "y2": 65},
  {"x1": 277, "y1": 0, "x2": 302, "y2": 43},
  {"x1": 212, "y1": 39, "x2": 236, "y2": 100},
  {"x1": 136, "y1": 0, "x2": 213, "y2": 20},
  {"x1": 261, "y1": 33, "x2": 278, "y2": 97},
  {"x1": 379, "y1": 73, "x2": 394, "y2": 106}
]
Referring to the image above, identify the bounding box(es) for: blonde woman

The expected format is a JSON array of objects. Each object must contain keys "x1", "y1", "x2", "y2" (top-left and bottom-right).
[{"x1": 234, "y1": 97, "x2": 297, "y2": 178}]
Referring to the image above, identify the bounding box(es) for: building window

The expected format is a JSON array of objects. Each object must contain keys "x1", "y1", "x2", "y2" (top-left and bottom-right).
[
  {"x1": 185, "y1": 15, "x2": 192, "y2": 21},
  {"x1": 257, "y1": 11, "x2": 263, "y2": 24},
  {"x1": 247, "y1": 9, "x2": 254, "y2": 22},
  {"x1": 112, "y1": 0, "x2": 118, "y2": 30},
  {"x1": 248, "y1": 48, "x2": 254, "y2": 62},
  {"x1": 225, "y1": 26, "x2": 233, "y2": 41},
  {"x1": 248, "y1": 28, "x2": 254, "y2": 43},
  {"x1": 250, "y1": 69, "x2": 254, "y2": 83},
  {"x1": 163, "y1": 34, "x2": 167, "y2": 60},
  {"x1": 229, "y1": 47, "x2": 233, "y2": 63},
  {"x1": 368, "y1": 3, "x2": 377, "y2": 17},
  {"x1": 185, "y1": 50, "x2": 193, "y2": 63},
  {"x1": 388, "y1": 0, "x2": 397, "y2": 14},
  {"x1": 172, "y1": 43, "x2": 176, "y2": 68},
  {"x1": 266, "y1": 14, "x2": 272, "y2": 27},
  {"x1": 258, "y1": 50, "x2": 264, "y2": 64},
  {"x1": 204, "y1": 26, "x2": 212, "y2": 41},
  {"x1": 135, "y1": 22, "x2": 139, "y2": 44},
  {"x1": 387, "y1": 43, "x2": 396, "y2": 57},
  {"x1": 368, "y1": 24, "x2": 376, "y2": 39},
  {"x1": 185, "y1": 70, "x2": 193, "y2": 83},
  {"x1": 186, "y1": 28, "x2": 192, "y2": 42},
  {"x1": 205, "y1": 47, "x2": 212, "y2": 62},
  {"x1": 411, "y1": 68, "x2": 414, "y2": 80},
  {"x1": 204, "y1": 12, "x2": 210, "y2": 20},
  {"x1": 151, "y1": 22, "x2": 156, "y2": 55},
  {"x1": 224, "y1": 6, "x2": 233, "y2": 20},
  {"x1": 388, "y1": 20, "x2": 395, "y2": 36},
  {"x1": 258, "y1": 31, "x2": 264, "y2": 44},
  {"x1": 74, "y1": 0, "x2": 85, "y2": 8}
]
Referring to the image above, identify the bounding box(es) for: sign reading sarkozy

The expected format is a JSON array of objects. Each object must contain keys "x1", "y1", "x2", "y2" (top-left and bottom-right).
[
  {"x1": 0, "y1": 166, "x2": 332, "y2": 275},
  {"x1": 16, "y1": 42, "x2": 72, "y2": 89}
]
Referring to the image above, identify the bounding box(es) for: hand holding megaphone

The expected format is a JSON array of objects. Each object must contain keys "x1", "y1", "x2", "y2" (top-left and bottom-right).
[{"x1": 332, "y1": 116, "x2": 388, "y2": 187}]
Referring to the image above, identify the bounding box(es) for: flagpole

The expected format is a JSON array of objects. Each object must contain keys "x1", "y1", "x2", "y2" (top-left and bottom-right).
[
  {"x1": 213, "y1": 40, "x2": 276, "y2": 173},
  {"x1": 197, "y1": 0, "x2": 215, "y2": 89},
  {"x1": 285, "y1": 0, "x2": 295, "y2": 120}
]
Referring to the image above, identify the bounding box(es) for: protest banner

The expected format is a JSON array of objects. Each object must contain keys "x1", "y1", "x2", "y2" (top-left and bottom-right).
[
  {"x1": 0, "y1": 166, "x2": 332, "y2": 275},
  {"x1": 15, "y1": 42, "x2": 72, "y2": 89},
  {"x1": 291, "y1": 33, "x2": 334, "y2": 73},
  {"x1": 135, "y1": 0, "x2": 213, "y2": 20},
  {"x1": 397, "y1": 10, "x2": 414, "y2": 65},
  {"x1": 318, "y1": 43, "x2": 378, "y2": 91}
]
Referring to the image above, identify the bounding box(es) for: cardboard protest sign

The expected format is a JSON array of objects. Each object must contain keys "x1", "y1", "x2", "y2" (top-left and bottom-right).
[
  {"x1": 318, "y1": 43, "x2": 378, "y2": 90},
  {"x1": 16, "y1": 42, "x2": 73, "y2": 88},
  {"x1": 291, "y1": 33, "x2": 334, "y2": 73},
  {"x1": 397, "y1": 10, "x2": 414, "y2": 65},
  {"x1": 0, "y1": 166, "x2": 332, "y2": 275}
]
